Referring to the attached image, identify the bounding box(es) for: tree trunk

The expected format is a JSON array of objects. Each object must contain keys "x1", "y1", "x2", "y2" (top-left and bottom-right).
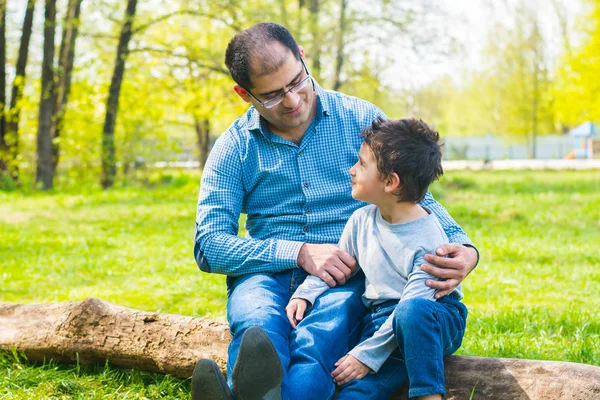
[
  {"x1": 308, "y1": 0, "x2": 321, "y2": 81},
  {"x1": 3, "y1": 0, "x2": 36, "y2": 181},
  {"x1": 50, "y1": 0, "x2": 83, "y2": 171},
  {"x1": 1, "y1": 298, "x2": 600, "y2": 400},
  {"x1": 194, "y1": 116, "x2": 210, "y2": 170},
  {"x1": 36, "y1": 0, "x2": 57, "y2": 190},
  {"x1": 0, "y1": 0, "x2": 6, "y2": 147},
  {"x1": 101, "y1": 0, "x2": 137, "y2": 189},
  {"x1": 332, "y1": 0, "x2": 347, "y2": 91}
]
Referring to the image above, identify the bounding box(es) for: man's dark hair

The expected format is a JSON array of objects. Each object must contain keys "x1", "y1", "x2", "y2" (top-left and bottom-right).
[
  {"x1": 361, "y1": 117, "x2": 444, "y2": 203},
  {"x1": 225, "y1": 22, "x2": 301, "y2": 90}
]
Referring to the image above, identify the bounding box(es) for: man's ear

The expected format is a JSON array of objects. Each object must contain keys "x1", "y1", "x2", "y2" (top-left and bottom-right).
[
  {"x1": 384, "y1": 172, "x2": 401, "y2": 193},
  {"x1": 233, "y1": 84, "x2": 252, "y2": 103}
]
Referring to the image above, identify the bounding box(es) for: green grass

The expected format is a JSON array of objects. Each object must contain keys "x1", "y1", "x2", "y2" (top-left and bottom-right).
[{"x1": 1, "y1": 169, "x2": 599, "y2": 398}]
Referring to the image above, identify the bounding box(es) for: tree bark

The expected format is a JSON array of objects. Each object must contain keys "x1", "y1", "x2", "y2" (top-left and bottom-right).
[
  {"x1": 308, "y1": 0, "x2": 321, "y2": 81},
  {"x1": 50, "y1": 0, "x2": 83, "y2": 171},
  {"x1": 194, "y1": 116, "x2": 210, "y2": 170},
  {"x1": 1, "y1": 299, "x2": 600, "y2": 400},
  {"x1": 332, "y1": 0, "x2": 347, "y2": 91},
  {"x1": 101, "y1": 0, "x2": 137, "y2": 189},
  {"x1": 0, "y1": 0, "x2": 6, "y2": 146},
  {"x1": 36, "y1": 0, "x2": 57, "y2": 190},
  {"x1": 3, "y1": 0, "x2": 36, "y2": 181}
]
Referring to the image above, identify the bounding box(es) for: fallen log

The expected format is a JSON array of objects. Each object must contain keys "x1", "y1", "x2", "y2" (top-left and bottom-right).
[{"x1": 0, "y1": 298, "x2": 598, "y2": 399}]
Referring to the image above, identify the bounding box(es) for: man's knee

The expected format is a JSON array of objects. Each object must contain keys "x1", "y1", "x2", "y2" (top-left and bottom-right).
[{"x1": 227, "y1": 273, "x2": 290, "y2": 334}]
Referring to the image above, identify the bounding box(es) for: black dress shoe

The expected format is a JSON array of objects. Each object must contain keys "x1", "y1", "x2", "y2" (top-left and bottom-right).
[
  {"x1": 192, "y1": 358, "x2": 235, "y2": 400},
  {"x1": 232, "y1": 326, "x2": 283, "y2": 400}
]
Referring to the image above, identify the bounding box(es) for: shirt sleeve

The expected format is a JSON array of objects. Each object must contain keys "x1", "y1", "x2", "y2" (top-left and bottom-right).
[
  {"x1": 349, "y1": 251, "x2": 439, "y2": 373},
  {"x1": 400, "y1": 250, "x2": 438, "y2": 302},
  {"x1": 348, "y1": 310, "x2": 397, "y2": 373},
  {"x1": 420, "y1": 191, "x2": 477, "y2": 252},
  {"x1": 194, "y1": 134, "x2": 304, "y2": 276},
  {"x1": 291, "y1": 209, "x2": 361, "y2": 306}
]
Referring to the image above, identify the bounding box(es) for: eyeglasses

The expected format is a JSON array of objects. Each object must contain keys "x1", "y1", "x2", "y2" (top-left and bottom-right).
[{"x1": 245, "y1": 58, "x2": 313, "y2": 109}]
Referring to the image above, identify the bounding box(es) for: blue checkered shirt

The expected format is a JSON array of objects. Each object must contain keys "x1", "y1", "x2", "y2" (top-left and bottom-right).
[{"x1": 194, "y1": 82, "x2": 474, "y2": 276}]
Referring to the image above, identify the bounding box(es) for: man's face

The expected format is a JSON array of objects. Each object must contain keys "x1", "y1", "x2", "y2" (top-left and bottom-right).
[
  {"x1": 349, "y1": 143, "x2": 387, "y2": 205},
  {"x1": 236, "y1": 47, "x2": 316, "y2": 135}
]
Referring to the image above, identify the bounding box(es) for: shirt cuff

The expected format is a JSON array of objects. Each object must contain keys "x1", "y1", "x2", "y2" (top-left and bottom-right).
[
  {"x1": 450, "y1": 234, "x2": 479, "y2": 269},
  {"x1": 291, "y1": 288, "x2": 319, "y2": 307},
  {"x1": 275, "y1": 240, "x2": 305, "y2": 270},
  {"x1": 462, "y1": 243, "x2": 480, "y2": 268},
  {"x1": 347, "y1": 349, "x2": 383, "y2": 373}
]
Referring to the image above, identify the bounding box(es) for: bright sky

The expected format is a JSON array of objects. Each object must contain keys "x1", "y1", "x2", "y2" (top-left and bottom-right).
[{"x1": 380, "y1": 0, "x2": 586, "y2": 89}]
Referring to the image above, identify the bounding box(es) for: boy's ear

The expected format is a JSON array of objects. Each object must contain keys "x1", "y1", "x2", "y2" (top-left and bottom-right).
[
  {"x1": 384, "y1": 172, "x2": 401, "y2": 193},
  {"x1": 233, "y1": 84, "x2": 252, "y2": 103}
]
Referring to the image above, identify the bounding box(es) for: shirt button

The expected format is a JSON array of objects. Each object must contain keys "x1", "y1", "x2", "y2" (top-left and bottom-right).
[
  {"x1": 298, "y1": 150, "x2": 303, "y2": 156},
  {"x1": 303, "y1": 226, "x2": 308, "y2": 232},
  {"x1": 306, "y1": 209, "x2": 311, "y2": 214},
  {"x1": 304, "y1": 182, "x2": 309, "y2": 187}
]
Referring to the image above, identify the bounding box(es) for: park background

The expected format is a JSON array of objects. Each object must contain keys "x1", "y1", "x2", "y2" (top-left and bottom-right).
[{"x1": 1, "y1": 0, "x2": 599, "y2": 398}]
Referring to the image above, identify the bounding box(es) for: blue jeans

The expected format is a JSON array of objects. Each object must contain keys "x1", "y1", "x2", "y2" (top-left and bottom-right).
[
  {"x1": 226, "y1": 269, "x2": 367, "y2": 400},
  {"x1": 337, "y1": 296, "x2": 468, "y2": 399}
]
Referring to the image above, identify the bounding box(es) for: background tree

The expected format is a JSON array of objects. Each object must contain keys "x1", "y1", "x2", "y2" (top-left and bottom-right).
[
  {"x1": 0, "y1": 0, "x2": 596, "y2": 189},
  {"x1": 1, "y1": 0, "x2": 35, "y2": 182},
  {"x1": 1, "y1": 0, "x2": 6, "y2": 144},
  {"x1": 554, "y1": 0, "x2": 600, "y2": 126},
  {"x1": 50, "y1": 0, "x2": 83, "y2": 171},
  {"x1": 36, "y1": 0, "x2": 57, "y2": 190},
  {"x1": 101, "y1": 0, "x2": 137, "y2": 188}
]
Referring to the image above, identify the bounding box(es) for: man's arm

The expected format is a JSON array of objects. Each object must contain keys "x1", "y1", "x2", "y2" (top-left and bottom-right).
[
  {"x1": 194, "y1": 135, "x2": 304, "y2": 276},
  {"x1": 420, "y1": 191, "x2": 479, "y2": 298},
  {"x1": 195, "y1": 135, "x2": 356, "y2": 281}
]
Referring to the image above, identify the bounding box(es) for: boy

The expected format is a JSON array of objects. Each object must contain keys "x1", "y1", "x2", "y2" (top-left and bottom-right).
[{"x1": 285, "y1": 118, "x2": 468, "y2": 400}]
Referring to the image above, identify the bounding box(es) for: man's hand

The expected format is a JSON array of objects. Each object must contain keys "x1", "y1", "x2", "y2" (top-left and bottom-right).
[
  {"x1": 285, "y1": 298, "x2": 309, "y2": 328},
  {"x1": 297, "y1": 243, "x2": 356, "y2": 287},
  {"x1": 331, "y1": 355, "x2": 370, "y2": 386},
  {"x1": 421, "y1": 244, "x2": 478, "y2": 299}
]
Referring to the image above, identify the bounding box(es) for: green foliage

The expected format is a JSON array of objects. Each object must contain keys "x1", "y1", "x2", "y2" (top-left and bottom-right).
[{"x1": 554, "y1": 0, "x2": 600, "y2": 126}]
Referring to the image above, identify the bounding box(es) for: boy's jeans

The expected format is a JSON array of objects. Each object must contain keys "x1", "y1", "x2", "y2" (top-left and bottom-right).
[
  {"x1": 337, "y1": 296, "x2": 468, "y2": 399},
  {"x1": 226, "y1": 269, "x2": 367, "y2": 400}
]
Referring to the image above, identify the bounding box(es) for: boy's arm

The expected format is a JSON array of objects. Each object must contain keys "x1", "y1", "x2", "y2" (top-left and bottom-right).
[
  {"x1": 347, "y1": 251, "x2": 440, "y2": 372},
  {"x1": 347, "y1": 311, "x2": 398, "y2": 373},
  {"x1": 401, "y1": 250, "x2": 440, "y2": 302},
  {"x1": 420, "y1": 192, "x2": 479, "y2": 298},
  {"x1": 290, "y1": 210, "x2": 361, "y2": 307},
  {"x1": 290, "y1": 275, "x2": 331, "y2": 307}
]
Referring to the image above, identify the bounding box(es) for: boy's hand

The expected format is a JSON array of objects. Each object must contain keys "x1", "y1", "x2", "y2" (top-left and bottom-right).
[
  {"x1": 297, "y1": 243, "x2": 356, "y2": 287},
  {"x1": 331, "y1": 355, "x2": 370, "y2": 385},
  {"x1": 422, "y1": 244, "x2": 478, "y2": 299},
  {"x1": 285, "y1": 298, "x2": 308, "y2": 328}
]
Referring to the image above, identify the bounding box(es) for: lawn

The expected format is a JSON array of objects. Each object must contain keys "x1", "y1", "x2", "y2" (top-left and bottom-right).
[{"x1": 1, "y1": 169, "x2": 599, "y2": 399}]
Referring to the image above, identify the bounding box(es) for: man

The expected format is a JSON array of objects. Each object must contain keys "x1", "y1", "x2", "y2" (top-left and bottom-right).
[{"x1": 193, "y1": 22, "x2": 478, "y2": 400}]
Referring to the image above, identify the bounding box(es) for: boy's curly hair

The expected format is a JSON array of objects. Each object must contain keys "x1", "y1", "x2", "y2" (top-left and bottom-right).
[{"x1": 361, "y1": 117, "x2": 444, "y2": 203}]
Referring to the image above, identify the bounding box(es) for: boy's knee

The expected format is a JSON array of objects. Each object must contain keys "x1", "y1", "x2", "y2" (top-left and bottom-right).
[{"x1": 393, "y1": 298, "x2": 436, "y2": 331}]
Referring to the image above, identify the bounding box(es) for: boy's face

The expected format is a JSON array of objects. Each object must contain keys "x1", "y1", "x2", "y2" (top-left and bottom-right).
[{"x1": 349, "y1": 143, "x2": 387, "y2": 204}]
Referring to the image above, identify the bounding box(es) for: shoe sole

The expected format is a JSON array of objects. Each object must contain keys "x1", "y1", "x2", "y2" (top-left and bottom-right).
[
  {"x1": 191, "y1": 358, "x2": 234, "y2": 400},
  {"x1": 232, "y1": 327, "x2": 284, "y2": 400}
]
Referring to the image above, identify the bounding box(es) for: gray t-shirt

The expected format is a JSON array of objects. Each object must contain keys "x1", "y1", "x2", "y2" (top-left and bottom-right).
[{"x1": 292, "y1": 204, "x2": 462, "y2": 372}]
